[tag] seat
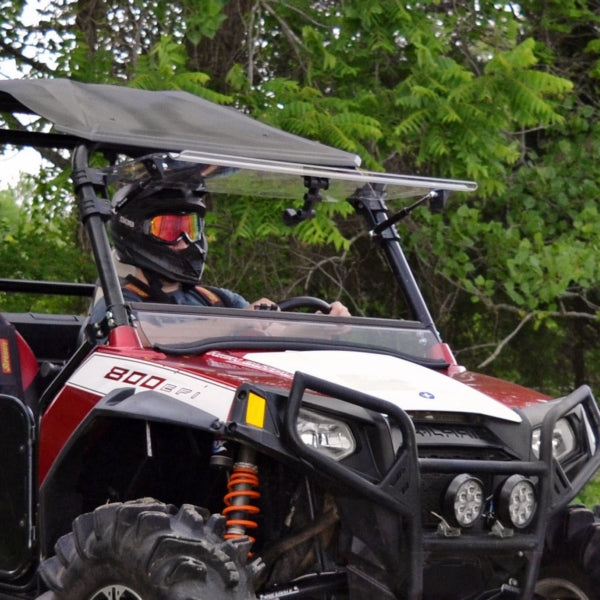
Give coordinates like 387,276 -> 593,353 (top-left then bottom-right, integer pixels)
0,313 -> 39,409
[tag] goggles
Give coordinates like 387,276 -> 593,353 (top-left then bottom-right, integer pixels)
147,212 -> 203,244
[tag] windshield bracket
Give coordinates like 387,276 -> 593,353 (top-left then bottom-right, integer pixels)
72,166 -> 112,222
283,176 -> 329,226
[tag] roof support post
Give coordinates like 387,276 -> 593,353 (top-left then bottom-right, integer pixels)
349,184 -> 441,341
72,144 -> 129,329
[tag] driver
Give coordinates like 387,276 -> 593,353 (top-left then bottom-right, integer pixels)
91,179 -> 350,319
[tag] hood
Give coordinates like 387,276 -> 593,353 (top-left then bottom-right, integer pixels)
243,350 -> 522,423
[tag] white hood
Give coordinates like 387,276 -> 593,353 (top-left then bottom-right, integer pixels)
243,350 -> 521,423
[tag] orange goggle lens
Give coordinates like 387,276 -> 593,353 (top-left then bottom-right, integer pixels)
149,213 -> 202,243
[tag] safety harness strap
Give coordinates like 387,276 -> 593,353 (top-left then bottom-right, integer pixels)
122,275 -> 230,307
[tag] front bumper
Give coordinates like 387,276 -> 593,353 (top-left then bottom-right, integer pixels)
228,374 -> 600,600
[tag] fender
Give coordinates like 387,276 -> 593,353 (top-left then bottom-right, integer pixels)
38,350 -> 237,481
0,395 -> 35,584
38,387 -> 232,556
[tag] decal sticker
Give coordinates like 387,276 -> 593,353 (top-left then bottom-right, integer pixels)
68,353 -> 235,420
208,350 -> 293,378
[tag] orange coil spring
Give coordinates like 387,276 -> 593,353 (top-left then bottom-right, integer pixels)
222,466 -> 261,542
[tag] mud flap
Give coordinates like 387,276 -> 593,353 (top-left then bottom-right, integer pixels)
0,394 -> 35,581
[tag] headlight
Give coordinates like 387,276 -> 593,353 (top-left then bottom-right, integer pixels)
531,418 -> 576,461
297,408 -> 356,461
443,474 -> 484,528
497,475 -> 537,529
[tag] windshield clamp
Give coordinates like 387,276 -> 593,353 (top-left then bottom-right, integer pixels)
369,190 -> 448,238
71,166 -> 112,222
283,176 -> 329,226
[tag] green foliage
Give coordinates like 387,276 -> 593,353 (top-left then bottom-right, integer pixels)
60,33 -> 115,82
2,0 -> 600,393
129,36 -> 233,104
206,195 -> 354,253
182,0 -> 227,43
577,473 -> 600,507
0,176 -> 95,312
248,79 -> 384,170
394,38 -> 571,195
0,188 -> 21,223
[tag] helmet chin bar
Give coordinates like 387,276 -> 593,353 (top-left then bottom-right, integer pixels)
170,237 -> 207,283
134,239 -> 207,287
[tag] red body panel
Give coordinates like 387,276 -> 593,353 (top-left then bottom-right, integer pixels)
39,386 -> 100,483
451,370 -> 551,409
39,343 -> 549,483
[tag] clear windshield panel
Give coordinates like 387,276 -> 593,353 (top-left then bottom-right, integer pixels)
105,153 -> 477,202
132,305 -> 444,363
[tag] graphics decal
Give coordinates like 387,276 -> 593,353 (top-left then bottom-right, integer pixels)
67,353 -> 235,420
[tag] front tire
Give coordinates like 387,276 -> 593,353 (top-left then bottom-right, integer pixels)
37,498 -> 261,600
535,564 -> 596,599
536,505 -> 600,600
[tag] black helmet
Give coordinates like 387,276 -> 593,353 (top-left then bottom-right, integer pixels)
109,181 -> 208,285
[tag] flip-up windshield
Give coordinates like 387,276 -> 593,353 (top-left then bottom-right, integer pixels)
106,152 -> 477,202
131,303 -> 447,365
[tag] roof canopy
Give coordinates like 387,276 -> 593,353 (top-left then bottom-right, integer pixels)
0,78 -> 360,168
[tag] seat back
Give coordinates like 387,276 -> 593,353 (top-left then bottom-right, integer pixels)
0,314 -> 39,407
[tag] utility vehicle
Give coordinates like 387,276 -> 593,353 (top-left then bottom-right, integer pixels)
0,78 -> 599,600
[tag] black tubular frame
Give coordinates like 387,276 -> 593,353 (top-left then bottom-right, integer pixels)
348,185 -> 440,339
71,144 -> 130,329
0,279 -> 95,296
283,373 -> 600,600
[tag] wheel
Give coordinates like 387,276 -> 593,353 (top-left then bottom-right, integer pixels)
37,498 -> 262,600
277,296 -> 331,314
535,565 -> 595,599
536,505 -> 600,600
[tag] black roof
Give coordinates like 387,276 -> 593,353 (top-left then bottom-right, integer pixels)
0,78 -> 360,167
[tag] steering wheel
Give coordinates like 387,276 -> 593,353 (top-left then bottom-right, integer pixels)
277,296 -> 332,314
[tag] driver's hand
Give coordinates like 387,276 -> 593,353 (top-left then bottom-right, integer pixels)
328,301 -> 351,317
249,297 -> 280,311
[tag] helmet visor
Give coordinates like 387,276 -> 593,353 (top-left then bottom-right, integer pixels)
148,212 -> 203,244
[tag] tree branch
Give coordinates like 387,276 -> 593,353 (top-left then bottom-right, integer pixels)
259,0 -> 307,73
1,113 -> 70,170
477,312 -> 534,369
0,38 -> 54,75
247,2 -> 259,85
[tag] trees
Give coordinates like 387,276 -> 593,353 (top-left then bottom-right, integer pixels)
0,173 -> 96,313
1,0 -> 599,393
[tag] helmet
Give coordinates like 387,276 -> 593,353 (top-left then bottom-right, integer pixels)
109,181 -> 208,285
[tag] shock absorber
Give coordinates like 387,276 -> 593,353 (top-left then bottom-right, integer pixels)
222,445 -> 261,543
